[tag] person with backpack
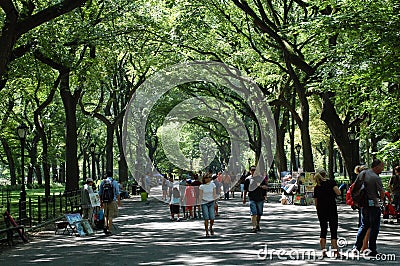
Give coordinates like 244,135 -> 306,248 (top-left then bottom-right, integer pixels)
347,165 -> 370,252
98,171 -> 120,235
313,169 -> 341,258
389,165 -> 400,212
352,159 -> 385,256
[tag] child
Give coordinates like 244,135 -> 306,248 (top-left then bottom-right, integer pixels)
184,180 -> 196,219
170,187 -> 181,221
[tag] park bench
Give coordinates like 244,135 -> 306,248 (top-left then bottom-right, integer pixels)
0,211 -> 27,246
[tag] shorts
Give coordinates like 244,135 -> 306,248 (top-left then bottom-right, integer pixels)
201,201 -> 215,220
249,200 -> 264,216
240,184 -> 245,192
103,201 -> 118,219
170,204 -> 180,214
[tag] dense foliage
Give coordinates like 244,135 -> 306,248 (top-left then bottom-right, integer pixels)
0,0 -> 399,192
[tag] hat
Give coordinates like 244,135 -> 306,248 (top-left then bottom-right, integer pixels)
86,178 -> 94,183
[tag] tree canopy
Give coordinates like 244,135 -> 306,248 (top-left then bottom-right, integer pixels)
1,0 -> 399,192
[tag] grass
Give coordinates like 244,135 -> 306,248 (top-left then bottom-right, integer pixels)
1,185 -> 80,224
334,175 -> 392,190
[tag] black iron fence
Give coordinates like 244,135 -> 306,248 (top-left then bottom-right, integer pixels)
1,188 -> 81,227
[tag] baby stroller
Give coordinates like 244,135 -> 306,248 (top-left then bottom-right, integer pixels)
382,191 -> 400,224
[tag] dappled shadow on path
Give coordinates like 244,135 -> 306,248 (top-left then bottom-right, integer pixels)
1,194 -> 399,265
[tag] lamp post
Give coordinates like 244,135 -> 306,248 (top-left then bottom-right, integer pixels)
348,128 -> 356,182
319,142 -> 327,169
90,143 -> 96,180
17,123 -> 28,220
348,130 -> 356,142
295,143 -> 301,171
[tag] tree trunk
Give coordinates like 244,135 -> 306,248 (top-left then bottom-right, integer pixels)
328,135 -> 334,179
274,105 -> 289,174
1,138 -> 17,185
35,165 -> 42,185
105,124 -> 114,174
27,134 -> 39,185
320,92 -> 359,179
60,71 -> 80,192
59,162 -> 65,183
82,150 -> 88,181
116,126 -> 128,183
51,163 -> 58,182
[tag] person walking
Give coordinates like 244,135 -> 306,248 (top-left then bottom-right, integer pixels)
313,169 -> 341,257
353,165 -> 370,252
81,178 -> 95,228
212,174 -> 222,217
98,171 -> 121,235
192,174 -> 202,219
184,180 -> 196,219
239,170 -> 248,198
222,172 -> 231,200
199,173 -> 217,237
353,159 -> 385,256
242,166 -> 268,233
389,166 -> 400,212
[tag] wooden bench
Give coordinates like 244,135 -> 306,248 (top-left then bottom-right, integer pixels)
0,213 -> 26,246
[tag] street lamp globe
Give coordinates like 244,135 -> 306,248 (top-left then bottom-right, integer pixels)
348,129 -> 356,141
17,123 -> 29,140
295,143 -> 301,153
89,142 -> 96,152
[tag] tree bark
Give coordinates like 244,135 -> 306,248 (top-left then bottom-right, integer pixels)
116,126 -> 128,184
27,133 -> 40,185
33,77 -> 58,196
1,138 -> 16,185
105,124 -> 114,174
60,71 -> 81,192
320,92 -> 358,179
328,135 -> 334,179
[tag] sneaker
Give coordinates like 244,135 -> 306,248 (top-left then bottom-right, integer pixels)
176,218 -> 181,222
103,227 -> 108,234
251,228 -> 257,233
105,231 -> 112,236
256,225 -> 260,231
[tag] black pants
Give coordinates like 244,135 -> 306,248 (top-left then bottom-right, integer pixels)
317,207 -> 338,239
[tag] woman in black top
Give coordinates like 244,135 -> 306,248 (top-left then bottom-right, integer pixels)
313,170 -> 341,257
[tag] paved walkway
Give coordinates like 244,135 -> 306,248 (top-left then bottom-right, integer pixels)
1,193 -> 399,265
